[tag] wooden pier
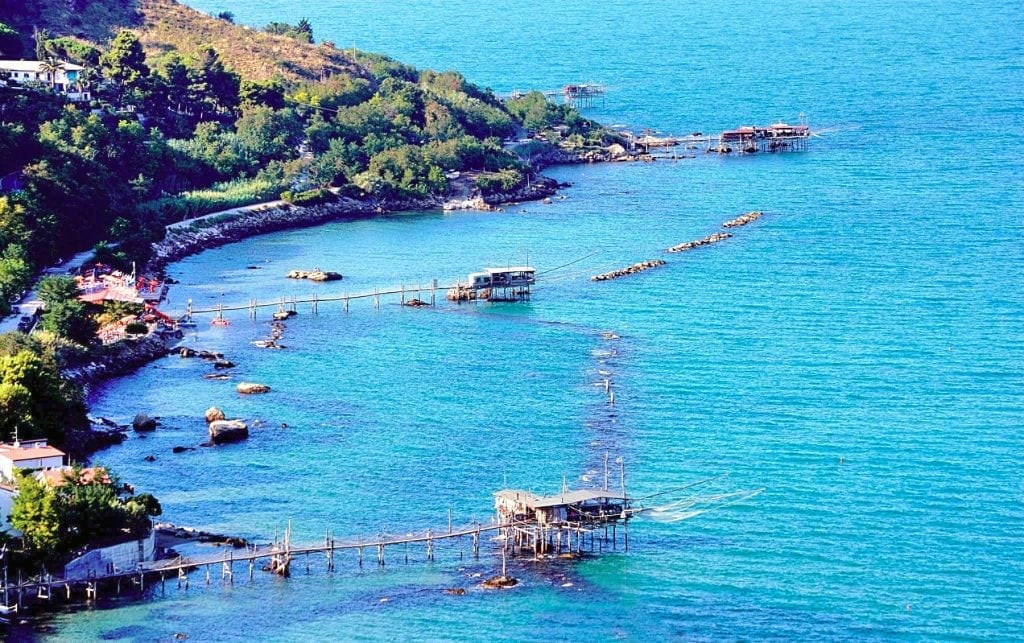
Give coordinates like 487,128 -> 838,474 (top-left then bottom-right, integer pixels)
503,82 -> 606,109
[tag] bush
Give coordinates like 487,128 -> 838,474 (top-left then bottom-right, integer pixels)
124,321 -> 148,336
280,188 -> 336,207
140,177 -> 283,223
475,169 -> 524,195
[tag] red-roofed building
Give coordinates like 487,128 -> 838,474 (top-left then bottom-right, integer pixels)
0,439 -> 66,481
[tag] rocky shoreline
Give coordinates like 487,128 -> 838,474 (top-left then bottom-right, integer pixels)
148,177 -> 560,275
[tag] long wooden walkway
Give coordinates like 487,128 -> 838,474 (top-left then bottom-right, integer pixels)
181,280 -> 457,317
2,516 -> 625,608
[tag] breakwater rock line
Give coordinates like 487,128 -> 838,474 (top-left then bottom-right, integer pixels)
723,210 -> 765,228
666,232 -> 733,253
63,331 -> 178,389
148,198 -> 383,274
591,259 -> 667,282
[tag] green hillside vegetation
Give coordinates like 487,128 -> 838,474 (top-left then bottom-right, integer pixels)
0,0 -> 610,445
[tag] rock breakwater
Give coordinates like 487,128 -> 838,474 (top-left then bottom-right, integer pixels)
667,232 -> 732,253
591,259 -> 667,282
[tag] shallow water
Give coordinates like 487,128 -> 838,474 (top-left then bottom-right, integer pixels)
32,0 -> 1024,639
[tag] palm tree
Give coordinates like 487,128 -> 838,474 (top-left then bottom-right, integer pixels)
38,57 -> 62,93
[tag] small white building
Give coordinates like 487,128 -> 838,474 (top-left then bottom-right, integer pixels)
0,439 -> 66,482
0,60 -> 91,101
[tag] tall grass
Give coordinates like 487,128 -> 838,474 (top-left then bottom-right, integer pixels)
141,178 -> 283,225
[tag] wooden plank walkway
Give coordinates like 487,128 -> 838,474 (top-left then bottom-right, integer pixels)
181,280 -> 458,316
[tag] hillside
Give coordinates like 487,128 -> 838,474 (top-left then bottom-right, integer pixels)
2,0 -> 367,83
137,0 -> 367,82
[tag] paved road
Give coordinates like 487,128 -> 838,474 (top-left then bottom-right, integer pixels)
0,248 -> 96,334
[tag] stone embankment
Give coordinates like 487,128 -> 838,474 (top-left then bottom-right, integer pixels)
63,331 -> 178,388
148,198 -> 384,273
667,232 -> 732,253
722,210 -> 765,228
591,259 -> 667,282
481,175 -> 562,207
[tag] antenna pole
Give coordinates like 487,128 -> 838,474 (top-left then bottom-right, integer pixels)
620,459 -> 626,498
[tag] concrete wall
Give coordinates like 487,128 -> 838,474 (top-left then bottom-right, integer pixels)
0,488 -> 18,537
63,530 -> 155,580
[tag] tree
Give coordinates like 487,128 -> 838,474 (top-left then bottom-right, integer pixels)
0,245 -> 32,315
40,299 -> 97,346
37,276 -> 79,307
38,58 -> 62,92
10,471 -> 60,550
216,11 -> 234,23
0,22 -> 21,58
0,349 -> 85,443
100,30 -> 150,107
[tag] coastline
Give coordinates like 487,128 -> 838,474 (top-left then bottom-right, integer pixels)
147,175 -> 561,275
61,171 -> 563,459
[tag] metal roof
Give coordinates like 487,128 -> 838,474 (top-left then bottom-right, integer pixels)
484,266 -> 535,274
0,60 -> 85,72
496,488 -> 627,509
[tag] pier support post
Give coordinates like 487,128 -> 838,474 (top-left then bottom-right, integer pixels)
431,279 -> 437,306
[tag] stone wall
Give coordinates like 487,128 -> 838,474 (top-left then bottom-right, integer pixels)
63,530 -> 156,580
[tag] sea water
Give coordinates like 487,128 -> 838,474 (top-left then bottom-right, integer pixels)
35,0 -> 1023,639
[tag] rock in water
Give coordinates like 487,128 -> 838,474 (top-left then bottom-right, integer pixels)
308,270 -> 343,282
204,407 -> 225,423
133,413 -> 158,431
236,382 -> 271,394
209,420 -> 248,444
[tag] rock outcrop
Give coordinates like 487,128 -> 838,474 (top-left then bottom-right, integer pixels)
204,407 -> 225,423
133,413 -> 158,431
236,382 -> 271,394
208,420 -> 248,444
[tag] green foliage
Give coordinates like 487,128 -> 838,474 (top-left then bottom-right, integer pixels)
264,19 -> 313,44
10,471 -> 60,550
216,11 -> 235,23
96,300 -> 142,326
140,177 -> 284,224
475,168 -> 525,195
37,276 -> 78,307
0,22 -> 22,58
0,347 -> 85,444
40,299 -> 97,346
280,187 -> 336,206
124,321 -> 148,336
355,145 -> 447,199
11,467 -> 162,560
43,36 -> 100,65
0,244 -> 32,316
100,30 -> 149,107
506,91 -> 589,134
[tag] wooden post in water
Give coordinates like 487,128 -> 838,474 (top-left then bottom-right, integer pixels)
448,509 -> 452,535
374,289 -> 379,310
344,293 -> 349,314
401,284 -> 405,305
431,279 -> 437,306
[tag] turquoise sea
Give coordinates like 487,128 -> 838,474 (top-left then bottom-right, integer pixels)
34,0 -> 1024,639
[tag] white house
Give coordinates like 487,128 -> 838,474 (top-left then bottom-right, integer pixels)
0,439 -> 66,481
0,59 -> 91,101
